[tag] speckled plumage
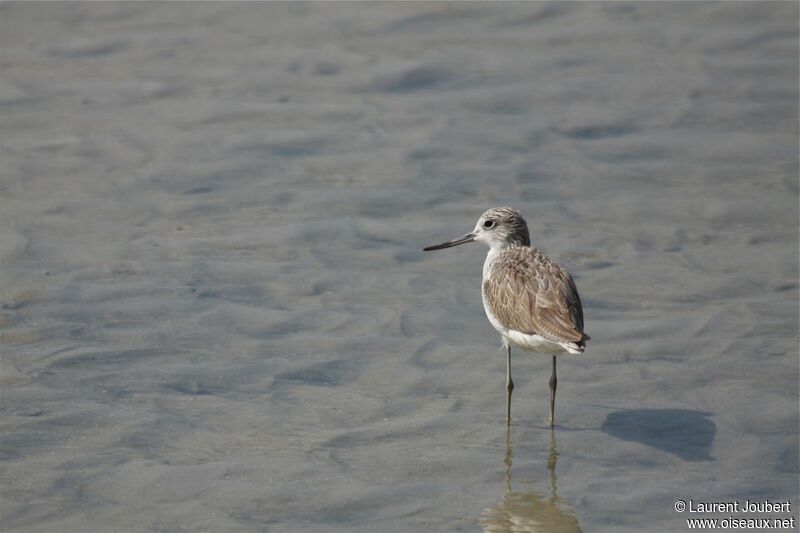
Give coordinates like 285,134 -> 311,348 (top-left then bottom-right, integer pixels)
482,245 -> 589,353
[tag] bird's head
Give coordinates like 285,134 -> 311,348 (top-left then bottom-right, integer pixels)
423,207 -> 530,252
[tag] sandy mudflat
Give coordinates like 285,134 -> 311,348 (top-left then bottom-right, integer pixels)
1,2 -> 798,532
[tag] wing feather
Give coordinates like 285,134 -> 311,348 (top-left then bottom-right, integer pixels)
483,247 -> 588,344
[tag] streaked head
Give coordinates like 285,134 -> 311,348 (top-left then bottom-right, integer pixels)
423,207 -> 530,252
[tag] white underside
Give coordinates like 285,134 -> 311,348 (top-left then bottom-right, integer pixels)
484,307 -> 581,355
505,328 -> 579,354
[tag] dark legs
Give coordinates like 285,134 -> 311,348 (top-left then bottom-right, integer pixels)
549,355 -> 557,427
506,350 -> 558,426
505,345 -> 514,425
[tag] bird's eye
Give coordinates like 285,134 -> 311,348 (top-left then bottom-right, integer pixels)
483,220 -> 495,229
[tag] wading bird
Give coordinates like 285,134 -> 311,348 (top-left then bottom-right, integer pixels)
423,207 -> 589,426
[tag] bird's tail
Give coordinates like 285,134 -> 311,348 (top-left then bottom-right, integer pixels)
566,333 -> 591,354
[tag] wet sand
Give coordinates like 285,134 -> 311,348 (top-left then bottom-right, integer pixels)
1,2 -> 798,532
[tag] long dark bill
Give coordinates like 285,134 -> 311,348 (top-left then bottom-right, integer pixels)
423,233 -> 476,251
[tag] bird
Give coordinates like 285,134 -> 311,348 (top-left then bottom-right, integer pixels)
423,207 -> 589,426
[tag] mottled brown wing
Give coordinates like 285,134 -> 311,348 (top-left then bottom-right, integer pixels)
483,247 -> 587,343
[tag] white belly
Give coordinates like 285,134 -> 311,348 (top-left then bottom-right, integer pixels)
504,328 -> 574,354
482,303 -> 574,354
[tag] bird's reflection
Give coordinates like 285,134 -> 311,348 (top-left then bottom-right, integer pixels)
479,428 -> 581,533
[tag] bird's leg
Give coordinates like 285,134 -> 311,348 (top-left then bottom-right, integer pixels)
505,345 -> 514,425
549,355 -> 557,427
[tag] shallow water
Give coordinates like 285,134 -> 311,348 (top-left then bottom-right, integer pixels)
1,2 -> 798,532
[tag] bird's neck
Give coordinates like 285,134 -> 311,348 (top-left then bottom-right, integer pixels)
483,246 -> 504,280
489,240 -> 525,252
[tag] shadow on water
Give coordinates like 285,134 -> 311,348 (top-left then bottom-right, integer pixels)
480,428 -> 582,533
601,409 -> 716,461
